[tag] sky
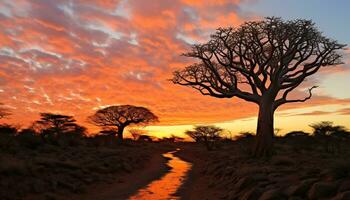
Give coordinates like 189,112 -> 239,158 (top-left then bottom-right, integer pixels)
0,0 -> 349,138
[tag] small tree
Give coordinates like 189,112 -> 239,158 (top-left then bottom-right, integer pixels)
310,121 -> 350,153
310,121 -> 342,137
235,131 -> 255,140
129,129 -> 148,140
185,125 -> 223,150
88,105 -> 158,141
173,17 -> 345,156
33,113 -> 84,138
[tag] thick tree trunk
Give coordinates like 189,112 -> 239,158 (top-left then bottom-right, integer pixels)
117,126 -> 125,141
254,98 -> 275,157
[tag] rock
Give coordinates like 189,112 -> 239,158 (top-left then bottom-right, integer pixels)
286,178 -> 318,197
308,181 -> 338,200
332,191 -> 350,200
259,188 -> 286,200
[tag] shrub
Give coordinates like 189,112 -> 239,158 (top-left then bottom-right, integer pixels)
17,129 -> 43,150
0,124 -> 18,149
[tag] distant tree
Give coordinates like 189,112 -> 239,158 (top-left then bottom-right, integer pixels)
170,134 -> 184,142
284,131 -> 309,138
138,135 -> 153,142
310,121 -> 350,153
99,128 -> 118,136
129,129 -> 148,140
235,131 -> 255,140
33,113 -> 84,138
185,125 -> 223,150
185,130 -> 203,142
310,121 -> 349,138
88,105 -> 158,141
172,17 -> 345,156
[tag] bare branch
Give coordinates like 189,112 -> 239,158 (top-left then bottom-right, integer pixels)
172,17 -> 345,109
274,86 -> 318,109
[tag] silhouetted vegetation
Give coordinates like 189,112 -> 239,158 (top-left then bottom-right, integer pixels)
88,105 -> 158,141
177,121 -> 350,200
0,119 -> 169,200
310,121 -> 350,153
185,125 -> 223,150
30,113 -> 86,146
129,129 -> 149,141
172,17 -> 346,157
0,114 -> 350,200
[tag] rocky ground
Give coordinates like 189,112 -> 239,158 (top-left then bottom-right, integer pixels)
0,140 -> 173,200
177,138 -> 350,200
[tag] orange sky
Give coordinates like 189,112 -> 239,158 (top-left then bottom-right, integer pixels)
0,0 -> 349,138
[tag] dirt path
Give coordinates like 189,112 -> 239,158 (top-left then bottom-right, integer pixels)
67,151 -> 169,200
175,144 -> 225,200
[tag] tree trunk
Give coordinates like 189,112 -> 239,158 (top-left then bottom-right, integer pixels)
117,126 -> 125,141
254,98 -> 275,157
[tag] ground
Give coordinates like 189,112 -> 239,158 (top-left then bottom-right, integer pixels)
1,136 -> 350,200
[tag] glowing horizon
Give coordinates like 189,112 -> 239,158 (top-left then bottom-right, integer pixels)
0,0 -> 349,138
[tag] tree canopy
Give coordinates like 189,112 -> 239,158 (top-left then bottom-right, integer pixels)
33,113 -> 85,137
89,105 -> 158,140
173,17 -> 345,156
185,125 -> 224,150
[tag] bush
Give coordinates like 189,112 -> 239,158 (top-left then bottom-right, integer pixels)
285,131 -> 309,138
0,124 -> 18,149
17,129 -> 43,150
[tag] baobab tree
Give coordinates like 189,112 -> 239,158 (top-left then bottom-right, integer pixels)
172,17 -> 345,156
89,105 -> 158,140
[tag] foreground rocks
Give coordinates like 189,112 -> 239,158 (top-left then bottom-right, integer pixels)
184,140 -> 350,200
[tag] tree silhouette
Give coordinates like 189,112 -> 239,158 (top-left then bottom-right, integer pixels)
310,121 -> 349,138
88,105 -> 158,141
129,129 -> 148,140
33,113 -> 84,138
185,125 -> 223,150
172,17 -> 345,156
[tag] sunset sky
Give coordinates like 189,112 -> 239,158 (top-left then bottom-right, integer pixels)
0,0 -> 349,138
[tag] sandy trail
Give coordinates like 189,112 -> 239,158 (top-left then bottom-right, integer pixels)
62,145 -> 217,200
175,144 -> 225,200
67,152 -> 169,200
